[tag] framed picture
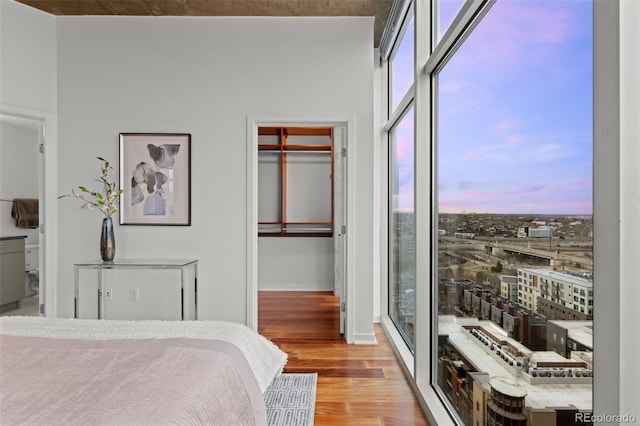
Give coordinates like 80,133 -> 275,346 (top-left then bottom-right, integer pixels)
119,133 -> 191,225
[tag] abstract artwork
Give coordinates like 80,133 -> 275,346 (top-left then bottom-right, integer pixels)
119,133 -> 191,225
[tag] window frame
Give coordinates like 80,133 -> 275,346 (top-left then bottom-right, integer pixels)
380,0 -> 419,378
387,103 -> 416,350
387,2 -> 416,120
380,0 -> 639,424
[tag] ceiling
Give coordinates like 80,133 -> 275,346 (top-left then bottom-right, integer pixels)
16,0 -> 393,47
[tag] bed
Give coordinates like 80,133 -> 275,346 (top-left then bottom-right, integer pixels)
0,316 -> 288,426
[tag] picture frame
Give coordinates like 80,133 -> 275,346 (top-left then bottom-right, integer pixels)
119,133 -> 191,226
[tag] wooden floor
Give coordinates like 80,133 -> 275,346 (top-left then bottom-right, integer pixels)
258,291 -> 430,426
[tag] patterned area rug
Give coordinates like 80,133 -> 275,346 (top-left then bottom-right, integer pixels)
264,373 -> 317,426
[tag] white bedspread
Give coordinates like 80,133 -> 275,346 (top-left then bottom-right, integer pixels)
0,317 -> 287,392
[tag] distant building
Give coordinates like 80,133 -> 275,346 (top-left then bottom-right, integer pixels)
547,320 -> 593,358
403,238 -> 414,254
518,269 -> 593,319
499,275 -> 519,302
440,278 -> 476,315
462,287 -> 547,350
486,378 -> 527,426
529,226 -> 553,238
455,232 -> 476,239
517,269 -> 543,312
517,226 -> 553,238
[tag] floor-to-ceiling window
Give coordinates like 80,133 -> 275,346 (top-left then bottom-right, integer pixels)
384,0 -> 595,424
389,106 -> 415,347
432,1 -> 593,423
388,7 -> 416,349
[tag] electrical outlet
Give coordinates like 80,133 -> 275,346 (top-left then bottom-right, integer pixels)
129,288 -> 139,302
104,288 -> 113,301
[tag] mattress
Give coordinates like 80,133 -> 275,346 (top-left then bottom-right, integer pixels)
0,317 -> 288,426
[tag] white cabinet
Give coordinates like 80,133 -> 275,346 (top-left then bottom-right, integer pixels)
74,259 -> 197,320
0,236 -> 26,312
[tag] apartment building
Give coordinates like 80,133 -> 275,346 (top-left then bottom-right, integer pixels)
499,275 -> 518,303
518,269 -> 593,320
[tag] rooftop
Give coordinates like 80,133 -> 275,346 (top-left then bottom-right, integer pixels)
499,275 -> 518,284
520,268 -> 593,288
440,315 -> 592,410
548,320 -> 593,349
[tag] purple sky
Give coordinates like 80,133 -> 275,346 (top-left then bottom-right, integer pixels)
394,0 -> 593,215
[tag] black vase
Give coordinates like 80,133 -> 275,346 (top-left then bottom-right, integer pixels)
100,217 -> 115,262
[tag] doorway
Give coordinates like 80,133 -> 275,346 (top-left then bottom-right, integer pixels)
0,113 -> 45,316
247,118 -> 352,341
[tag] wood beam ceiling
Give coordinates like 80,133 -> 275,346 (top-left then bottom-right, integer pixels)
16,0 -> 393,47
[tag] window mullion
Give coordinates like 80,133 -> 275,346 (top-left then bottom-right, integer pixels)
423,0 -> 495,76
385,85 -> 415,132
413,0 -> 432,388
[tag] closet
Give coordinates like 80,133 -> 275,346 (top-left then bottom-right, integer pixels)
257,127 -> 334,237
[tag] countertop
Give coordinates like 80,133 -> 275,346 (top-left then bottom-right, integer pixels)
0,236 -> 27,241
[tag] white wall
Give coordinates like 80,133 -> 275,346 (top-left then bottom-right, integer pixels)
0,120 -> 39,244
0,0 -> 57,316
0,0 -> 55,242
258,238 -> 334,290
55,15 -> 375,333
0,1 -> 57,114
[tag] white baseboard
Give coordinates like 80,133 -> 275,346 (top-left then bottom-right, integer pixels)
258,284 -> 334,292
353,332 -> 378,345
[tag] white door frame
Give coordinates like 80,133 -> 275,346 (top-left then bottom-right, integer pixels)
332,125 -> 347,334
0,104 -> 58,317
246,115 -> 356,342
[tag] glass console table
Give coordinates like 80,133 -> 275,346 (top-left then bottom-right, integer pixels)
74,259 -> 197,320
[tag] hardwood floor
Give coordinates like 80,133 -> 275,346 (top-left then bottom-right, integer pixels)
258,291 -> 430,426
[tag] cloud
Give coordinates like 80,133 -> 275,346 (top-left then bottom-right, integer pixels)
459,140 -> 572,165
438,176 -> 592,214
442,1 -> 586,81
413,1 -> 593,215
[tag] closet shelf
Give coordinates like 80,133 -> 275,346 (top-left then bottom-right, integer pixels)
257,126 -> 334,237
